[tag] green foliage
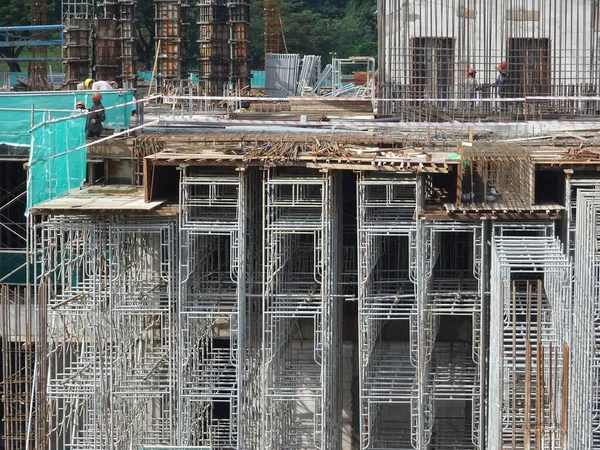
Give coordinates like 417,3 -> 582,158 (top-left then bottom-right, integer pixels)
0,0 -> 61,72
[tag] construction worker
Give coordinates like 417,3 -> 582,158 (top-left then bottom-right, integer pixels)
466,67 -> 480,111
86,93 -> 106,138
79,78 -> 114,91
495,62 -> 510,113
75,101 -> 86,112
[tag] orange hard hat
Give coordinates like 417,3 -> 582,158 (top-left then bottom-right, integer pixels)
468,68 -> 476,74
76,101 -> 85,109
497,61 -> 507,70
92,92 -> 102,101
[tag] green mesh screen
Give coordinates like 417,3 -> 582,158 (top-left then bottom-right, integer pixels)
26,114 -> 87,212
0,90 -> 134,146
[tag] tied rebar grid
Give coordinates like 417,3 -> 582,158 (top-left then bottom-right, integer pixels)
178,168 -> 261,449
461,142 -> 534,210
377,0 -> 600,120
569,189 -> 600,450
1,286 -> 35,450
488,223 -> 571,450
35,216 -> 177,450
261,168 -> 342,449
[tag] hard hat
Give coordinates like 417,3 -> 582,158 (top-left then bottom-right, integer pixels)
91,92 -> 102,101
468,68 -> 476,74
85,78 -> 93,88
497,62 -> 507,70
76,101 -> 85,109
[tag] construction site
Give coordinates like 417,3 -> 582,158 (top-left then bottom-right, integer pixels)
1,0 -> 600,449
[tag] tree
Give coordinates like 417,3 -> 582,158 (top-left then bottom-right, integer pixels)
135,0 -> 155,70
0,0 -> 61,72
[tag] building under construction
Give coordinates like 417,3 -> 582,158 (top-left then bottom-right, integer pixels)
1,1 -> 600,450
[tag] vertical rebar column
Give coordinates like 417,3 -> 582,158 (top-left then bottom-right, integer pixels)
94,18 -> 121,82
118,0 -> 137,86
228,0 -> 251,90
63,18 -> 91,89
197,0 -> 229,95
264,0 -> 281,57
155,0 -> 187,80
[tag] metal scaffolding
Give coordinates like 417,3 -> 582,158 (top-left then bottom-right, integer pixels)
36,216 -> 177,450
569,189 -> 600,449
178,167 -> 261,449
1,286 -> 35,450
262,167 -> 342,449
488,223 -> 571,449
357,173 -> 417,449
357,171 -> 485,449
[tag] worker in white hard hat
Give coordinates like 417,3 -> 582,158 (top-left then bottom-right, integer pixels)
80,78 -> 114,91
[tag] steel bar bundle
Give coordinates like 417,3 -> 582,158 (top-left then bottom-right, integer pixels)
261,167 -> 342,449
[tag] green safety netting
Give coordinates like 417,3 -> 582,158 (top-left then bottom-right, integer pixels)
0,90 -> 134,146
26,114 -> 87,212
